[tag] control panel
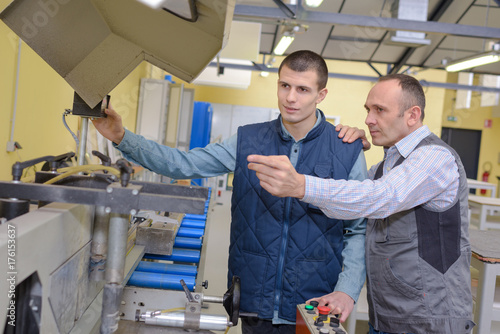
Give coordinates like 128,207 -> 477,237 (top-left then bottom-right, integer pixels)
296,302 -> 348,334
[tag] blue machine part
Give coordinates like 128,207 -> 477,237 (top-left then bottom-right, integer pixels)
135,262 -> 197,276
128,272 -> 195,291
184,213 -> 207,221
181,219 -> 206,229
190,102 -> 213,186
177,227 -> 204,238
143,249 -> 201,263
174,236 -> 202,249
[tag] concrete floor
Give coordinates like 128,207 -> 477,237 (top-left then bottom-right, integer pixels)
202,189 -> 242,333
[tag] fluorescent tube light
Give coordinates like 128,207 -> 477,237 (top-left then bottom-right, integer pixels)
274,35 -> 295,56
304,0 -> 324,7
445,52 -> 500,72
137,0 -> 164,9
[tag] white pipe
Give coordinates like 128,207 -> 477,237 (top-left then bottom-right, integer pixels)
77,118 -> 89,166
10,38 -> 22,143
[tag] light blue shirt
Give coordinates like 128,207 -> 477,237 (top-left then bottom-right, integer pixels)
116,112 -> 368,324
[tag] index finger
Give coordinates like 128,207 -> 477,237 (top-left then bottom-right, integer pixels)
247,154 -> 280,167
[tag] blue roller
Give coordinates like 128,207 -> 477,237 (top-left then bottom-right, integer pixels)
143,249 -> 200,263
127,272 -> 195,291
184,213 -> 207,221
178,227 -> 204,238
181,219 -> 206,229
135,262 -> 197,276
174,236 -> 202,249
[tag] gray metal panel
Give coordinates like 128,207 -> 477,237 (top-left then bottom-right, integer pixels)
323,40 -> 380,61
0,203 -> 94,332
340,0 -> 385,16
286,23 -> 331,55
459,5 -> 500,28
439,35 -> 491,52
0,0 -> 234,107
259,33 -> 276,54
371,41 -> 412,63
49,243 -> 104,334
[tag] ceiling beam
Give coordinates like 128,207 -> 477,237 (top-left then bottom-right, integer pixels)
234,5 -> 500,39
271,0 -> 296,19
208,62 -> 500,93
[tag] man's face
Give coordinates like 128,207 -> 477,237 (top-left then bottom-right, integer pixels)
277,65 -> 327,136
364,79 -> 412,147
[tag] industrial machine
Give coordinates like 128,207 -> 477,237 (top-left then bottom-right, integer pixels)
0,151 -> 239,333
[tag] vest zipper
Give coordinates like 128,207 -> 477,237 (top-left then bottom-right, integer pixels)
274,196 -> 292,314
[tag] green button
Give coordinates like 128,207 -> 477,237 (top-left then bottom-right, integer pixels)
305,304 -> 314,310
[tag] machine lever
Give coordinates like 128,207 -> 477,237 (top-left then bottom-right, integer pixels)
92,150 -> 111,167
115,159 -> 133,187
181,279 -> 196,303
49,152 -> 75,171
12,155 -> 56,181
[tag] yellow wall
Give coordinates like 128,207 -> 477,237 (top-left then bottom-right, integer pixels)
0,21 -> 149,180
442,73 -> 500,196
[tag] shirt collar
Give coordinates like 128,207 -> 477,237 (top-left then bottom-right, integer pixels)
390,125 -> 430,158
280,109 -> 322,142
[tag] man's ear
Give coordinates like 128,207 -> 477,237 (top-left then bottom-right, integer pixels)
407,106 -> 421,126
316,88 -> 328,104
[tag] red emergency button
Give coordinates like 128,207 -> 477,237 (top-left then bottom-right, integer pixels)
317,306 -> 330,315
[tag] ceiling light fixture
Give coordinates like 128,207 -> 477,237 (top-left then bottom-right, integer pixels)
137,0 -> 164,9
445,51 -> 500,72
273,33 -> 295,56
304,0 -> 324,8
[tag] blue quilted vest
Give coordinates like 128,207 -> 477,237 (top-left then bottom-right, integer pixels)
228,110 -> 363,321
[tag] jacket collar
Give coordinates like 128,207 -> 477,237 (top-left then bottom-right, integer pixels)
275,109 -> 326,143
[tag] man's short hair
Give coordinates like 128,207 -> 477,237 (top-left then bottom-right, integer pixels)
278,50 -> 328,90
378,74 -> 426,121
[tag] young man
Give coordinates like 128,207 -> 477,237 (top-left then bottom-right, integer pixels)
92,50 -> 368,333
248,74 -> 475,334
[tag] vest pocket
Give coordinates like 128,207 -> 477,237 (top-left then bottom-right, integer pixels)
313,164 -> 331,178
233,250 -> 270,314
370,256 -> 427,317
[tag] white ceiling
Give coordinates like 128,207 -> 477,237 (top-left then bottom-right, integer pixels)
232,0 -> 500,76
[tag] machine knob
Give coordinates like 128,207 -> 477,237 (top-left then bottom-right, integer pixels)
330,316 -> 340,328
319,328 -> 329,334
314,318 -> 324,327
202,280 -> 209,289
310,301 -> 319,308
